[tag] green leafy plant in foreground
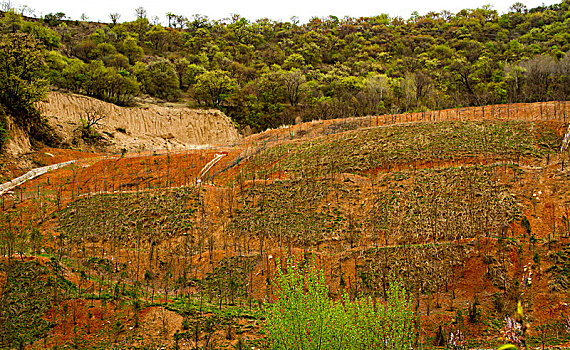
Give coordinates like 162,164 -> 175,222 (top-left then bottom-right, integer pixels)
266,257 -> 415,350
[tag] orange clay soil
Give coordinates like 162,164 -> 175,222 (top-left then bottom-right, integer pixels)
8,164 -> 570,348
2,101 -> 570,349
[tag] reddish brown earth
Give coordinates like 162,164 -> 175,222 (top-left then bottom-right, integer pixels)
2,101 -> 570,349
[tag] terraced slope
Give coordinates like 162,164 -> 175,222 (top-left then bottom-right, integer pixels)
243,121 -> 560,178
1,106 -> 570,349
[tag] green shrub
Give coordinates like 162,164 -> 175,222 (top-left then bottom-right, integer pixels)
266,258 -> 415,350
0,107 -> 9,150
77,118 -> 102,144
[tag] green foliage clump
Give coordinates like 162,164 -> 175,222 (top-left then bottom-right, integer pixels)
0,32 -> 47,131
21,20 -> 61,49
193,70 -> 237,107
266,258 -> 415,349
43,12 -> 66,26
137,59 -> 180,100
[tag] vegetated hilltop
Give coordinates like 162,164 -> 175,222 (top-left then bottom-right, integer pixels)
38,91 -> 240,153
0,0 -> 568,138
1,0 -> 570,348
1,102 -> 570,349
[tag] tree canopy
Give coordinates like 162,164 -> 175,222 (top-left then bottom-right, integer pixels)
0,31 -> 48,143
1,1 -> 569,131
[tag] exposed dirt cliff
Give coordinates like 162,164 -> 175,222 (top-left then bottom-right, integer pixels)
3,117 -> 32,156
37,91 -> 240,152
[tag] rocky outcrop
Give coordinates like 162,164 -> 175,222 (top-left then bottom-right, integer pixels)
37,91 -> 240,152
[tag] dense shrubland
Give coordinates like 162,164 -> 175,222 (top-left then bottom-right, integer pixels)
0,1 -> 569,133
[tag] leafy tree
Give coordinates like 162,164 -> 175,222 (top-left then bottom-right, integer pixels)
359,73 -> 390,115
120,36 -> 144,64
43,12 -> 66,26
90,42 -> 118,60
280,69 -> 306,106
145,25 -> 172,51
83,60 -> 112,97
45,50 -> 70,87
102,53 -> 130,69
59,56 -> 89,92
194,70 -> 237,107
72,39 -> 97,61
173,56 -> 190,88
128,17 -> 150,42
106,68 -> 140,105
186,63 -> 206,86
449,58 -> 479,105
21,21 -> 60,49
0,33 -> 47,131
504,63 -> 526,102
266,258 -> 415,350
256,67 -> 285,104
140,59 -> 180,100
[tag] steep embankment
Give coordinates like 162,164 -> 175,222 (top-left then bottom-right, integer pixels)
2,116 -> 32,157
37,91 -> 240,152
